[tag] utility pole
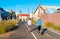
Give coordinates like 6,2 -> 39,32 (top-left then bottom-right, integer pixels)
28,4 -> 30,14
38,0 -> 42,19
16,5 -> 18,19
28,7 -> 29,14
16,6 -> 18,16
38,0 -> 40,5
20,10 -> 22,14
0,10 -> 2,21
38,0 -> 40,18
28,0 -> 30,14
32,8 -> 33,13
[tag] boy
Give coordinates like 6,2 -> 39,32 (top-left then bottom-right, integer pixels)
37,18 -> 42,33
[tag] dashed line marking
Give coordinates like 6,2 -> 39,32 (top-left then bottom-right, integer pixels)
24,22 -> 37,39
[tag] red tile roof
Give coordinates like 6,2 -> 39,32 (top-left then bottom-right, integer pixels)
18,14 -> 29,16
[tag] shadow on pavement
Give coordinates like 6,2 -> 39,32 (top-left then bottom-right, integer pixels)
30,27 -> 38,32
30,27 -> 47,35
41,28 -> 47,35
6,24 -> 19,32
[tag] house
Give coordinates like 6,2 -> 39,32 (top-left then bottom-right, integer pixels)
7,10 -> 16,20
57,8 -> 60,13
18,14 -> 29,21
0,8 -> 10,20
32,5 -> 60,25
32,5 -> 45,20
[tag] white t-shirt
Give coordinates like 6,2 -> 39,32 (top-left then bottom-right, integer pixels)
27,20 -> 32,25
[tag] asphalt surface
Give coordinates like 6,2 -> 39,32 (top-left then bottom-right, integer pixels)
31,23 -> 60,39
9,22 -> 34,39
24,22 -> 53,39
9,21 -> 60,39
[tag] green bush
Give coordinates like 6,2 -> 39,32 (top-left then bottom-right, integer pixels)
0,20 -> 17,34
32,20 -> 37,24
45,22 -> 55,27
44,22 -> 60,30
52,25 -> 60,30
0,26 -> 6,34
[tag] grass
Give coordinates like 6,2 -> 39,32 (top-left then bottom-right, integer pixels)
44,22 -> 60,30
32,19 -> 37,24
29,19 -> 60,32
0,20 -> 17,34
32,20 -> 60,31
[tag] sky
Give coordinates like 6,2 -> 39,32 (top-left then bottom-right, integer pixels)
0,0 -> 60,15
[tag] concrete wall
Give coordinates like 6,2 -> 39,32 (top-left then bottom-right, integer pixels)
41,13 -> 60,25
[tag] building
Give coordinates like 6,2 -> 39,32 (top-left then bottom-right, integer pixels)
42,6 -> 60,9
42,6 -> 60,13
18,14 -> 29,21
41,13 -> 60,25
0,8 -> 10,20
30,13 -> 33,18
57,8 -> 60,13
7,10 -> 16,20
32,5 -> 60,25
32,5 -> 45,20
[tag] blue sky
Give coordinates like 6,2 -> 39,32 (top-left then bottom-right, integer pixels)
0,0 -> 60,14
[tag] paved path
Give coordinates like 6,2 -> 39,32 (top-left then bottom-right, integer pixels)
31,23 -> 60,39
9,21 -> 60,39
24,22 -> 53,39
9,22 -> 34,39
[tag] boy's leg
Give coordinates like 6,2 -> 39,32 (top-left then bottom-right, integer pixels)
38,26 -> 39,31
39,26 -> 41,32
38,26 -> 40,33
38,26 -> 41,33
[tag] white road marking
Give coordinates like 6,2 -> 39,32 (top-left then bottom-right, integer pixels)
31,32 -> 37,39
24,22 -> 37,39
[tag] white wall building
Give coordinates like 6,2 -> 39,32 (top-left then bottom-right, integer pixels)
32,5 -> 45,20
30,13 -> 33,18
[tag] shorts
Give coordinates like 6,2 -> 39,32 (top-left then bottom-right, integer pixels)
38,26 -> 41,31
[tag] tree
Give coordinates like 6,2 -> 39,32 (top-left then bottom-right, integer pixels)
0,8 -> 10,20
19,11 -> 22,14
9,10 -> 16,19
